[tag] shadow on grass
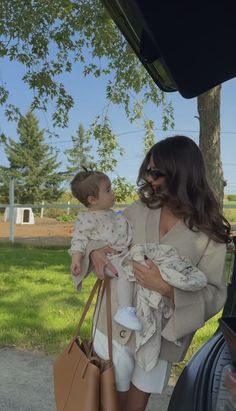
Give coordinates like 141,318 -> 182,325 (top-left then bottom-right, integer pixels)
1,242 -> 70,271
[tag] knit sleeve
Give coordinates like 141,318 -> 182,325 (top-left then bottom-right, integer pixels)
161,239 -> 227,341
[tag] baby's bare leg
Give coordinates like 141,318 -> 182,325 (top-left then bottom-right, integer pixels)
105,256 -> 134,307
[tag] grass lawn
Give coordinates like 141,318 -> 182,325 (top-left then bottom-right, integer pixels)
0,242 -> 97,353
0,243 -> 233,377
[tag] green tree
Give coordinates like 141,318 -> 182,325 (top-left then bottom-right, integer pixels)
87,114 -> 124,173
143,120 -> 156,153
0,0 -> 173,130
0,1 -> 224,202
65,123 -> 94,177
112,177 -> 136,203
0,166 -> 9,203
2,111 -> 63,203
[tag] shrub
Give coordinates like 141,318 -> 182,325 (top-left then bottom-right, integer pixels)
227,195 -> 236,202
223,209 -> 236,222
56,214 -> 76,222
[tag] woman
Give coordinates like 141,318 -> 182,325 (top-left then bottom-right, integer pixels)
72,136 -> 231,411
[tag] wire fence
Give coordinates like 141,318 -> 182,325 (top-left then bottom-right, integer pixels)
0,202 -> 128,242
1,202 -> 236,243
1,179 -> 236,241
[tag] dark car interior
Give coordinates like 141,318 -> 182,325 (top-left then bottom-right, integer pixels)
101,1 -> 236,410
102,0 -> 236,98
168,238 -> 236,411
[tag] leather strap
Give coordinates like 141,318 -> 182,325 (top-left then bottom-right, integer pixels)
74,277 -> 113,361
75,279 -> 102,335
91,277 -> 113,361
105,277 -> 113,361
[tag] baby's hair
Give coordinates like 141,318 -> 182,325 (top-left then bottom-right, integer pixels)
71,169 -> 109,207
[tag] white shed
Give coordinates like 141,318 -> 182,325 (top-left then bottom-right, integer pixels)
4,207 -> 35,224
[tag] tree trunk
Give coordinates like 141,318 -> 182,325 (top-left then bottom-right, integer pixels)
197,85 -> 224,208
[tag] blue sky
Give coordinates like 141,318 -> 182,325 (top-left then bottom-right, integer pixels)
0,58 -> 236,193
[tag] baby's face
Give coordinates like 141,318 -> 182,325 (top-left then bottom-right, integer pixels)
96,178 -> 115,210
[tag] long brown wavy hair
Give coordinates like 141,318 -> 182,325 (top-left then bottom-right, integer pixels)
137,135 -> 231,244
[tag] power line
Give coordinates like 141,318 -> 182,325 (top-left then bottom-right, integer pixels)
45,127 -> 236,144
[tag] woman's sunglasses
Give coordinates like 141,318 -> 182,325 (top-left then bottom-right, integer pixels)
146,167 -> 165,180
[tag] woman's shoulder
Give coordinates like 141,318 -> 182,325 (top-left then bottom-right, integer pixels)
189,225 -> 227,250
125,200 -> 146,212
204,236 -> 227,255
184,226 -> 227,259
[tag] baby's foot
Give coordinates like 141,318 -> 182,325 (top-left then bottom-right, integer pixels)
114,307 -> 142,331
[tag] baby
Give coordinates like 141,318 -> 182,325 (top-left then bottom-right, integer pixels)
68,170 -> 142,331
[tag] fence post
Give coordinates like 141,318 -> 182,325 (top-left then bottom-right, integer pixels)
40,201 -> 44,218
9,178 -> 14,242
67,201 -> 70,215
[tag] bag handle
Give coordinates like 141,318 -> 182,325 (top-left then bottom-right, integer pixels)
75,278 -> 102,335
74,277 -> 113,361
90,277 -> 113,361
105,276 -> 113,361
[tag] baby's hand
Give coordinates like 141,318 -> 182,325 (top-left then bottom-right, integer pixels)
70,253 -> 82,276
70,261 -> 81,276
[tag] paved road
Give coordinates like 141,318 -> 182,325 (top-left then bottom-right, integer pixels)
0,347 -> 174,411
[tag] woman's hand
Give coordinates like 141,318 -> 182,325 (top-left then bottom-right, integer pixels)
90,246 -> 119,280
133,257 -> 174,299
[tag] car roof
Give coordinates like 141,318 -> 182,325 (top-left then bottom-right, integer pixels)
102,0 -> 236,98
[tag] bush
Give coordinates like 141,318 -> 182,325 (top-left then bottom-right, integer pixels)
43,207 -> 80,219
56,214 -> 76,222
224,209 -> 236,222
227,195 -> 236,202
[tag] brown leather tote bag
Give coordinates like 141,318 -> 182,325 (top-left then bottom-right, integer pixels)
53,278 -> 119,411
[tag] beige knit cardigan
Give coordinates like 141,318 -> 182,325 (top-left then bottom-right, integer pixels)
71,201 -> 227,363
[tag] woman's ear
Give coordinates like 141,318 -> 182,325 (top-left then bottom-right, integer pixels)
87,195 -> 97,206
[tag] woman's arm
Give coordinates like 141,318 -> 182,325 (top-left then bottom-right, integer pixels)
90,247 -> 119,279
132,239 -> 226,341
71,242 -> 121,291
161,240 -> 227,341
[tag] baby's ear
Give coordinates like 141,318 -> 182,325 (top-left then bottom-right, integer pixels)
87,195 -> 97,206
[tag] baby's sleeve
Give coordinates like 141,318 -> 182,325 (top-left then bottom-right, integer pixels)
68,213 -> 95,256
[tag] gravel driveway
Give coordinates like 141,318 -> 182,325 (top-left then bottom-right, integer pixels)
0,347 -> 174,411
